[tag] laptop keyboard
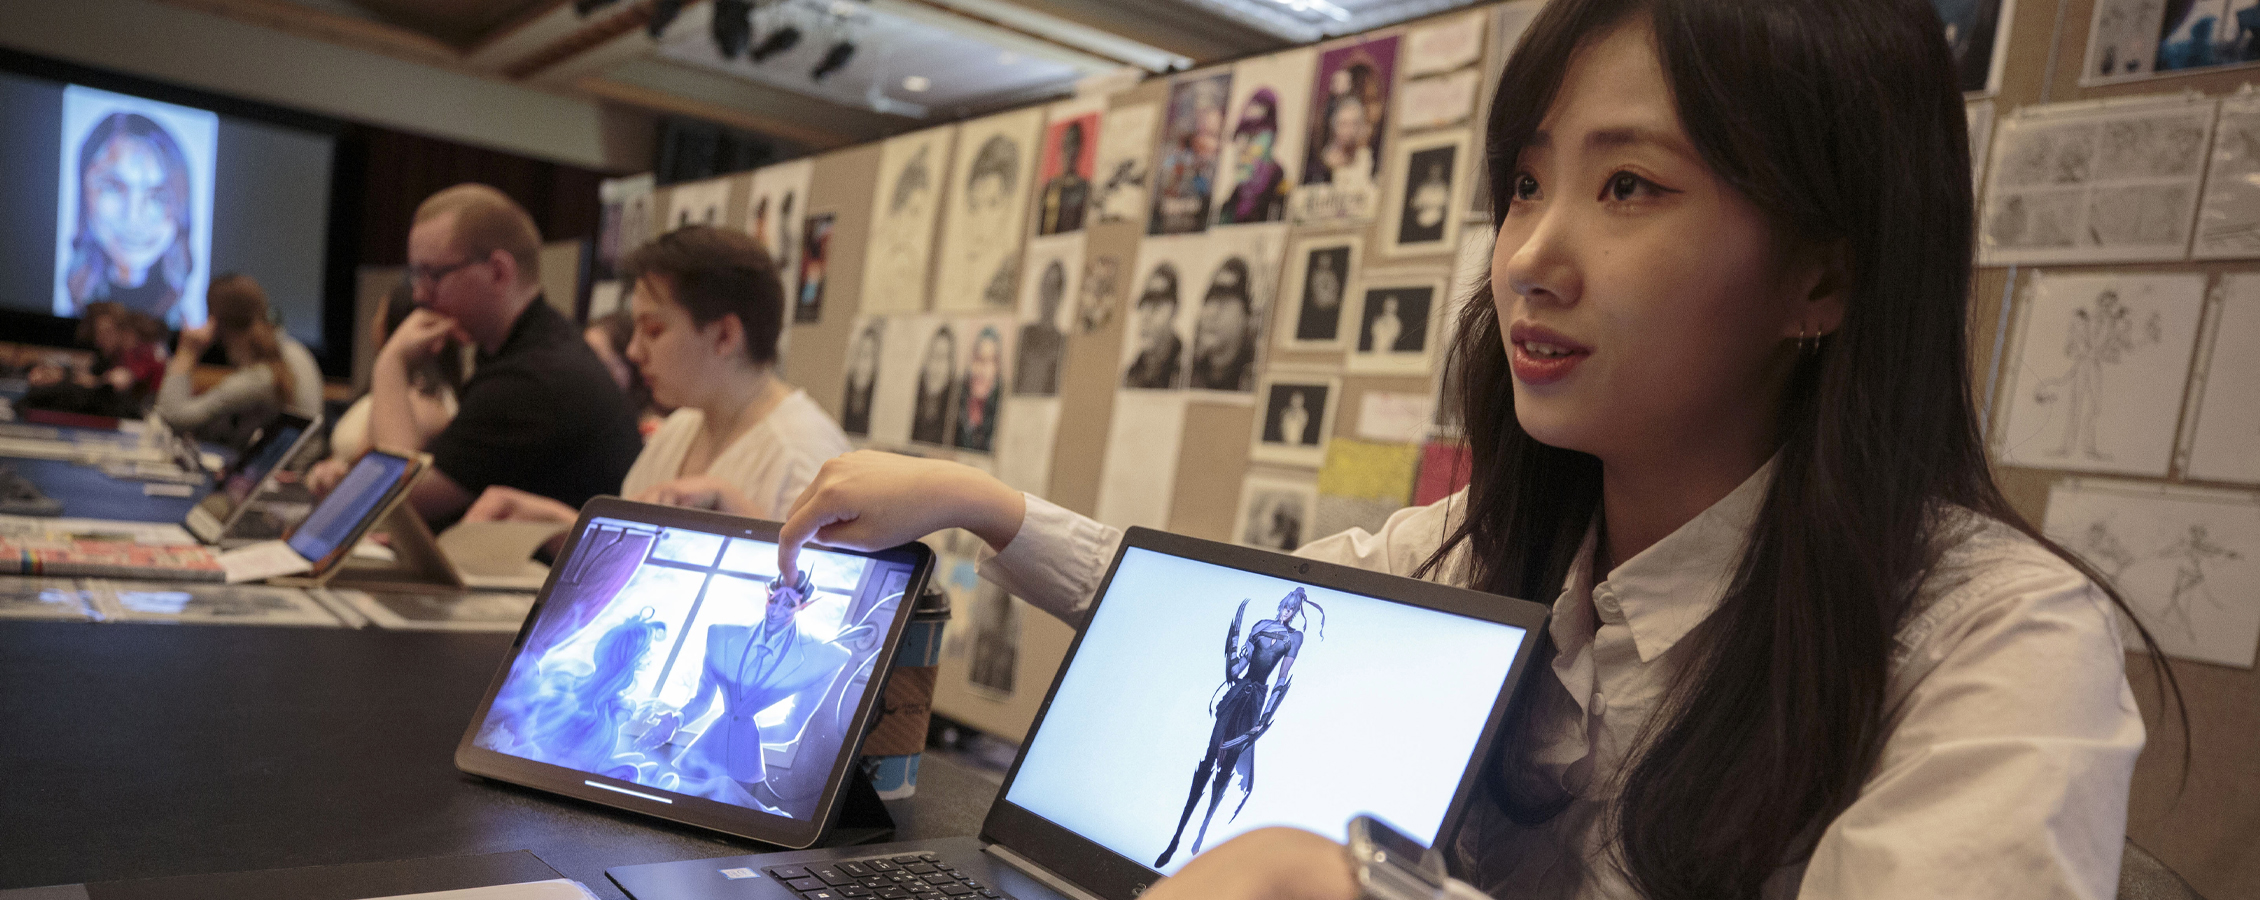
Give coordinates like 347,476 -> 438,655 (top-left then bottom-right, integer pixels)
763,852 -> 1012,900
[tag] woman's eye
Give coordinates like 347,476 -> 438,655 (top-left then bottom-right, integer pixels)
1512,173 -> 1541,202
1603,171 -> 1659,202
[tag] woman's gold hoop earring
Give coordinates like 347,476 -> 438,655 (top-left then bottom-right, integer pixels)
1798,324 -> 1820,357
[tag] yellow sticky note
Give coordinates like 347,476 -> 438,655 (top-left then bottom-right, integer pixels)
1315,439 -> 1422,503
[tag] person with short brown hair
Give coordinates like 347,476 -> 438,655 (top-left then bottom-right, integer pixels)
153,273 -> 322,446
372,183 -> 641,524
466,225 -> 850,528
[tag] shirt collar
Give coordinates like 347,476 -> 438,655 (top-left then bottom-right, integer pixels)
1570,455 -> 1778,664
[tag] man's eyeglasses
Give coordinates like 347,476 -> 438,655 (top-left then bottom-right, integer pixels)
408,258 -> 480,286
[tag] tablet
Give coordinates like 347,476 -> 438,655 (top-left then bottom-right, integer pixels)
184,412 -> 319,544
284,449 -> 422,577
454,497 -> 936,848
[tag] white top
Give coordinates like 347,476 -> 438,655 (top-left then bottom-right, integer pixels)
155,335 -> 325,428
978,463 -> 2142,899
619,389 -> 853,520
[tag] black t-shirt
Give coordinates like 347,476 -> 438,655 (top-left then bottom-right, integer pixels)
427,300 -> 643,513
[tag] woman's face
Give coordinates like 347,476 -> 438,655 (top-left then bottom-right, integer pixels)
1492,18 -> 1828,470
624,275 -> 734,410
967,335 -> 1001,395
85,136 -> 179,284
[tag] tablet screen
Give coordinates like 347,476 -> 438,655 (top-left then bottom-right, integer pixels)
469,514 -> 922,824
285,451 -> 410,565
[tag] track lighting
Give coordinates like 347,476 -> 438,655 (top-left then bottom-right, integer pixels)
811,40 -> 855,81
712,0 -> 753,58
751,24 -> 803,62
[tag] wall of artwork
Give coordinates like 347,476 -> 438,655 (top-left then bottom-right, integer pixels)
587,0 -> 2260,892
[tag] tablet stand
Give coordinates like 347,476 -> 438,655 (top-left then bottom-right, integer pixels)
819,765 -> 897,847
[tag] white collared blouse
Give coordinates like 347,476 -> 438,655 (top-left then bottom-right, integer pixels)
975,463 -> 2143,899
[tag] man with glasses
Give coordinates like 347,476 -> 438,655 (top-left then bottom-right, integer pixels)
369,183 -> 643,524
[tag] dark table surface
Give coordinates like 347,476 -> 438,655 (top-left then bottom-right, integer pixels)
0,621 -> 1000,898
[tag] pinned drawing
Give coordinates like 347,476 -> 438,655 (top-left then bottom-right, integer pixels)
1151,72 -> 1234,235
1348,274 -> 1446,375
2084,0 -> 2260,84
2043,478 -> 2260,668
1932,0 -> 2013,94
1122,229 -> 1281,395
1250,372 -> 1341,468
1405,9 -> 1487,75
1383,130 -> 1470,257
666,177 -> 732,229
1277,235 -> 1362,351
1979,97 -> 2217,265
1078,254 -> 1123,335
1234,474 -> 1318,552
1295,35 -> 1399,226
841,317 -> 884,437
863,127 -> 957,313
1213,49 -> 1313,227
746,159 -> 813,297
1096,104 -> 1158,226
951,317 -> 1016,455
1994,272 -> 2204,476
2185,273 -> 2260,483
2194,95 -> 2260,259
1015,235 -> 1082,396
937,109 -> 1044,312
1967,99 -> 1995,195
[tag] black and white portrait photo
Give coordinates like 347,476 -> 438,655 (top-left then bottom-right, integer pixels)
1280,237 -> 1359,349
1350,279 -> 1441,374
1234,475 -> 1318,552
1188,256 -> 1262,392
1384,131 -> 1468,256
1122,262 -> 1187,390
910,323 -> 958,445
1250,373 -> 1339,467
842,319 -> 883,436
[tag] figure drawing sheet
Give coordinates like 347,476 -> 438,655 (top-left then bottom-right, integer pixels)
1383,130 -> 1471,257
2184,273 -> 2260,483
1151,72 -> 1234,235
1035,98 -> 1104,237
1277,234 -> 1363,351
1296,34 -> 1400,226
2044,478 -> 2260,667
1122,229 -> 1282,396
2083,0 -> 2260,85
936,108 -> 1044,312
1979,97 -> 2217,265
1096,103 -> 1159,226
863,127 -> 957,313
2194,95 -> 2260,259
1250,372 -> 1342,468
1993,271 -> 2205,476
666,177 -> 733,229
746,160 -> 814,298
1014,234 -> 1083,397
1094,391 -> 1189,530
1213,50 -> 1314,227
1235,472 -> 1318,552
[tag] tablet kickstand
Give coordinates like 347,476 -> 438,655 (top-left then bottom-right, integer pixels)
820,764 -> 896,848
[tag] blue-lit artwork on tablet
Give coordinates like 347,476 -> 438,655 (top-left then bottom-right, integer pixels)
472,517 -> 917,820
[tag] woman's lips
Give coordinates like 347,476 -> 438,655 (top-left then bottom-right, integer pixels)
1507,322 -> 1591,386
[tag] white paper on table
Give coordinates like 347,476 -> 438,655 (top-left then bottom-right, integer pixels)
1356,391 -> 1436,443
219,539 -> 312,583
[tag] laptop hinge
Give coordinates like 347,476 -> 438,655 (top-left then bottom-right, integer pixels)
983,843 -> 1109,900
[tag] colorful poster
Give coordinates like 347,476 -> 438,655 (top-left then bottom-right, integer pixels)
55,85 -> 219,327
795,213 -> 833,324
1096,104 -> 1158,226
1295,35 -> 1399,225
937,109 -> 1044,312
1150,72 -> 1234,235
1213,50 -> 1314,227
1035,98 -> 1104,236
2082,0 -> 2260,86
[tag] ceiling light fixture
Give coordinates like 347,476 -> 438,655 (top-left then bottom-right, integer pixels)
712,0 -> 754,59
751,24 -> 803,62
811,40 -> 855,81
902,75 -> 931,92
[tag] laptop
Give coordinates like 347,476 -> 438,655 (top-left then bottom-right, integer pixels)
454,498 -> 938,850
606,526 -> 1550,900
184,412 -> 322,546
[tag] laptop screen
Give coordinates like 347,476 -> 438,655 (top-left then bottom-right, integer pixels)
1002,546 -> 1528,875
217,419 -> 307,507
285,451 -> 411,564
469,515 -> 922,823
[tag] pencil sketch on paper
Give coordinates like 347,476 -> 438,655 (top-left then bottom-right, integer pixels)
2084,0 -> 2166,80
1979,99 -> 2217,265
2195,97 -> 2260,258
863,129 -> 955,313
2185,273 -> 2260,482
1995,272 -> 2204,477
2044,478 -> 2260,668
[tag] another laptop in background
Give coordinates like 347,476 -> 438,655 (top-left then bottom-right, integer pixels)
606,527 -> 1549,900
184,412 -> 321,546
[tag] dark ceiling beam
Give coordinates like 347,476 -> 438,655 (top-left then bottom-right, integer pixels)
987,0 -> 1288,65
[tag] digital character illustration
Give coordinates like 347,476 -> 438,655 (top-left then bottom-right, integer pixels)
1154,587 -> 1324,867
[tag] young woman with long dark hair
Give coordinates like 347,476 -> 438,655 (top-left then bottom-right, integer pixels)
763,0 -> 2173,896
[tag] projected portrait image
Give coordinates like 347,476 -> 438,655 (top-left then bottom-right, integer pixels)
55,85 -> 219,328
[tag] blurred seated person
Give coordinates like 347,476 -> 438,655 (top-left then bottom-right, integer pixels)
467,225 -> 851,528
154,274 -> 322,446
585,309 -> 667,437
22,302 -> 169,418
307,282 -> 464,494
375,183 -> 641,525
